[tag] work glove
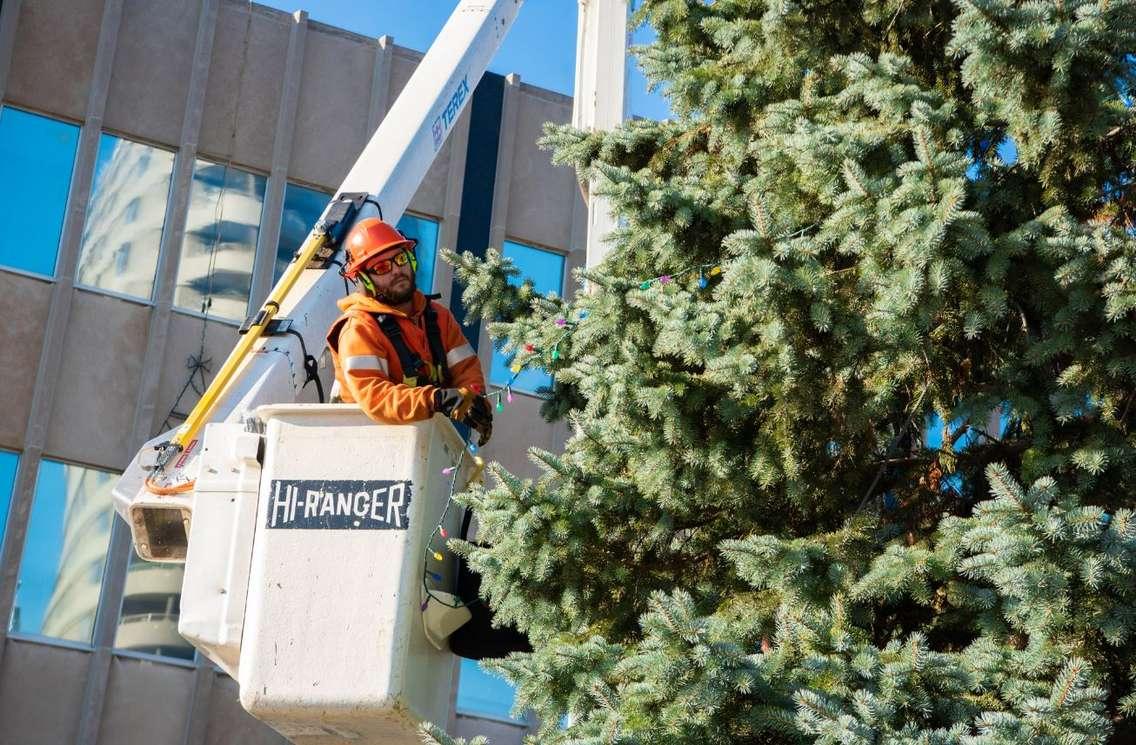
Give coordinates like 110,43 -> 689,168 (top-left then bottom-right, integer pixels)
432,387 -> 494,446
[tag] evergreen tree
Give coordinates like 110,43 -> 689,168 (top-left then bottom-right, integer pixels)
442,0 -> 1136,741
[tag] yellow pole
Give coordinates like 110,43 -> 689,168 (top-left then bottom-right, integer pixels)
167,228 -> 331,454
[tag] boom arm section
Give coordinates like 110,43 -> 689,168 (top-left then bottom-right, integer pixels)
113,0 -> 523,561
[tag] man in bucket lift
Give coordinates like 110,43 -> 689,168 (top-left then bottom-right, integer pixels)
326,217 -> 493,445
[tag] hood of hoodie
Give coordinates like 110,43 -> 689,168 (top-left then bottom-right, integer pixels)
336,290 -> 427,319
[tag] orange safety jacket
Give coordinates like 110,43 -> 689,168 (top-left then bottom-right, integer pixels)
326,291 -> 485,424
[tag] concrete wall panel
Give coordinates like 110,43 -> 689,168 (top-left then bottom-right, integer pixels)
505,88 -> 577,251
104,0 -> 201,147
0,639 -> 88,744
5,0 -> 103,120
152,313 -> 240,438
198,3 -> 290,172
387,50 -> 420,104
96,656 -> 194,745
45,290 -> 148,469
288,25 -> 376,190
205,674 -> 289,745
479,391 -> 569,481
0,273 -> 53,450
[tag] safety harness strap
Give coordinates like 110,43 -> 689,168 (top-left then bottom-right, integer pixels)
372,306 -> 450,388
423,304 -> 451,386
374,314 -> 423,386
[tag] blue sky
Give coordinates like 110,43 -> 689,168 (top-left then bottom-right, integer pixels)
257,0 -> 671,121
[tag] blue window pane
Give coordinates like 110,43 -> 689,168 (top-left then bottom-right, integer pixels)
175,160 -> 267,322
10,461 -> 117,644
77,134 -> 175,299
456,657 -> 520,721
489,240 -> 566,394
274,183 -> 331,285
0,450 -> 18,553
0,107 -> 80,276
397,213 -> 439,294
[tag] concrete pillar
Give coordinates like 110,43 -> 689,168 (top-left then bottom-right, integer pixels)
487,74 -> 522,253
181,663 -> 217,745
250,10 -> 309,307
114,2 -> 221,739
0,0 -> 22,101
128,0 -> 219,448
0,0 -> 124,667
572,0 -> 628,270
367,35 -> 395,137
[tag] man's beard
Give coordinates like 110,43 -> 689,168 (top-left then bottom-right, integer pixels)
376,275 -> 415,305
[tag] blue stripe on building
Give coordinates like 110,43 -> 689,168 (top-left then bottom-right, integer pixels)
449,71 -> 505,351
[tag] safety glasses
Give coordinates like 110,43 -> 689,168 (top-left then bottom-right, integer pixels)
363,249 -> 416,276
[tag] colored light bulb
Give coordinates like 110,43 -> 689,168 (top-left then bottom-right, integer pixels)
469,443 -> 479,453
506,389 -> 514,403
552,348 -> 560,361
640,281 -> 651,290
433,551 -> 444,561
524,343 -> 535,352
660,275 -> 672,284
428,571 -> 442,582
555,317 -> 567,327
699,276 -> 709,289
709,266 -> 722,276
511,363 -> 522,373
578,310 -> 589,320
420,599 -> 430,612
442,466 -> 456,475
496,400 -> 504,412
439,527 -> 448,538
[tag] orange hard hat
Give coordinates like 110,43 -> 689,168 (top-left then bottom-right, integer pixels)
342,217 -> 417,279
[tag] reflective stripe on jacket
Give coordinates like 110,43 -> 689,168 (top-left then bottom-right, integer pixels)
326,291 -> 484,424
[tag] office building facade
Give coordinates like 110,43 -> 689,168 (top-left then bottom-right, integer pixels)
0,0 -> 584,741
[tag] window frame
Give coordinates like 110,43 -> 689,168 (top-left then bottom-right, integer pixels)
7,455 -> 122,648
0,104 -> 83,279
486,237 -> 570,398
273,180 -> 334,288
454,656 -> 527,724
0,448 -> 19,557
73,130 -> 178,305
173,155 -> 269,322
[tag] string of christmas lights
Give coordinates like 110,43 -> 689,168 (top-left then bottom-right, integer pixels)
420,368 -> 522,611
420,261 -> 727,611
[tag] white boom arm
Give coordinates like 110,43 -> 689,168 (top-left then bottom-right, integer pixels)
113,0 -> 523,559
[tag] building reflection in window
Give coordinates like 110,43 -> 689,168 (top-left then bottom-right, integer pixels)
114,551 -> 193,660
274,183 -> 330,286
175,159 -> 266,322
489,240 -> 566,394
9,460 -> 116,644
0,106 -> 80,277
76,134 -> 175,300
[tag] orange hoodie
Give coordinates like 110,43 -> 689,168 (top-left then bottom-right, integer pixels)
326,291 -> 484,424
